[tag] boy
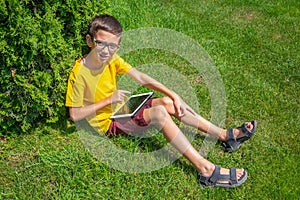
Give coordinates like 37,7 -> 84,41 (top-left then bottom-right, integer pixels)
66,14 -> 257,188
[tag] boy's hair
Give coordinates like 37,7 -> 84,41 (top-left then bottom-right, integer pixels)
87,14 -> 122,38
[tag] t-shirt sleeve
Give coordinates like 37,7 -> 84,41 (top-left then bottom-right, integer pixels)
115,55 -> 132,74
65,70 -> 85,107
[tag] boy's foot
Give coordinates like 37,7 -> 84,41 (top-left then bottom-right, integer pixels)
234,121 -> 255,139
222,120 -> 257,152
199,165 -> 247,188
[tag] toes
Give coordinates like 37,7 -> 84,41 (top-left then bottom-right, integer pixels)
246,122 -> 254,132
236,168 -> 245,179
220,168 -> 244,181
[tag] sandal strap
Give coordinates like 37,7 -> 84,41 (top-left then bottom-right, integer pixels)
201,166 -> 237,185
209,165 -> 221,184
230,168 -> 238,184
222,129 -> 238,150
199,165 -> 247,188
241,124 -> 251,137
240,120 -> 257,138
199,165 -> 221,186
227,128 -> 235,140
212,167 -> 239,185
237,120 -> 257,143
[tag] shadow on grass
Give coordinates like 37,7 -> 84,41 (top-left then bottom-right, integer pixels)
74,119 -> 204,174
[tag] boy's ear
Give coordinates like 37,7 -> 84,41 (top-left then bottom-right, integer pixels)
86,34 -> 93,47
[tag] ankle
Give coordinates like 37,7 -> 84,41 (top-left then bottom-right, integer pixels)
198,163 -> 215,177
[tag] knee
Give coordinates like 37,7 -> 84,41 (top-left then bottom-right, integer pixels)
160,97 -> 173,106
149,105 -> 170,126
159,97 -> 175,113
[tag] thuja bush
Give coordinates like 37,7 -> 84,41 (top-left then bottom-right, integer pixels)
0,0 -> 109,135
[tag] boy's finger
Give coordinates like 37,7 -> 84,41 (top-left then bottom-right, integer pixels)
178,112 -> 185,117
119,90 -> 131,94
176,106 -> 183,117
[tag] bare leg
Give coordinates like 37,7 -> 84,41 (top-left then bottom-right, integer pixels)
143,105 -> 245,179
152,97 -> 254,141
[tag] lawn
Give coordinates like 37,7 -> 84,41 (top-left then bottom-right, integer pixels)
1,0 -> 299,199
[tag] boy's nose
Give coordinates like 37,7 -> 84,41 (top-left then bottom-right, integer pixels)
103,46 -> 111,54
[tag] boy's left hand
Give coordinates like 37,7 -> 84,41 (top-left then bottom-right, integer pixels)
172,94 -> 196,117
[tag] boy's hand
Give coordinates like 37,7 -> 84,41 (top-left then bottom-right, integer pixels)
110,90 -> 131,104
172,94 -> 196,117
172,96 -> 184,117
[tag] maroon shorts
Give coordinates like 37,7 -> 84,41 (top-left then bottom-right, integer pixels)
106,98 -> 154,137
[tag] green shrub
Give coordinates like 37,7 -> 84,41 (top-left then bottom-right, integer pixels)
0,0 -> 109,135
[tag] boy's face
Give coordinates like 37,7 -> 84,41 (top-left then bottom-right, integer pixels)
90,30 -> 121,62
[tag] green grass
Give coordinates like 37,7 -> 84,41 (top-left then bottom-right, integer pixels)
1,0 -> 300,199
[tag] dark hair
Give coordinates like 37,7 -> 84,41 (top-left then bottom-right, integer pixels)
87,14 -> 122,38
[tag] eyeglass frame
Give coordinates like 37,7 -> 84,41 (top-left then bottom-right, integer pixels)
93,38 -> 120,52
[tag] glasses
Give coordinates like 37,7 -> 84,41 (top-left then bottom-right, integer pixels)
93,38 -> 120,52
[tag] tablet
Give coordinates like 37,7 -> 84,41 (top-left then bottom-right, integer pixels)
110,92 -> 154,119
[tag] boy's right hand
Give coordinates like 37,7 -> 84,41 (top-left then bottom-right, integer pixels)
110,90 -> 131,104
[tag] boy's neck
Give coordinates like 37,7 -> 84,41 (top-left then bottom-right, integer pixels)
82,54 -> 105,70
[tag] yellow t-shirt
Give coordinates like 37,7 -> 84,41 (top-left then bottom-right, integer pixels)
65,54 -> 132,134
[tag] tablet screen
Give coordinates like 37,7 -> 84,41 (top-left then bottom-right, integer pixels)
111,92 -> 153,119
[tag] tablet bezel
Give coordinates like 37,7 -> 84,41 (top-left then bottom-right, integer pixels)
110,92 -> 154,119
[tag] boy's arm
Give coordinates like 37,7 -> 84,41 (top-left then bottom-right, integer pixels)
69,90 -> 130,121
127,68 -> 186,116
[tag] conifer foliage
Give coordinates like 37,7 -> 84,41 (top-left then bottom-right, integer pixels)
0,0 -> 108,135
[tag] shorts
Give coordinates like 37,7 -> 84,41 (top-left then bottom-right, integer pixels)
106,98 -> 154,137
